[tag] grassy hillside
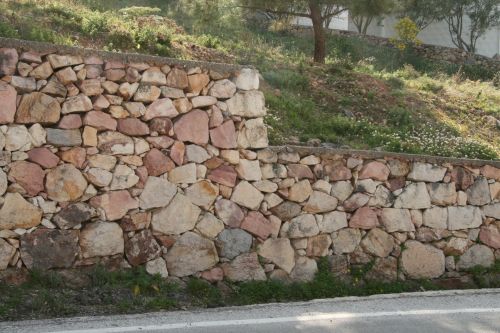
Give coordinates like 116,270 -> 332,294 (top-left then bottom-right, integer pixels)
1,0 -> 499,159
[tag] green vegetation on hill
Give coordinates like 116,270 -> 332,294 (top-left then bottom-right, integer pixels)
1,0 -> 499,159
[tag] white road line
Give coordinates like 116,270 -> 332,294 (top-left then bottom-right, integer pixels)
48,308 -> 500,333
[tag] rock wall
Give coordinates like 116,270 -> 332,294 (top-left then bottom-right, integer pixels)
334,30 -> 500,72
0,38 -> 499,284
293,27 -> 500,73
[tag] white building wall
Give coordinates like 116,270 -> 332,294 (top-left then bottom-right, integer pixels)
347,15 -> 500,58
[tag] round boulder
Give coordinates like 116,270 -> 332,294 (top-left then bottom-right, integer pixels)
45,164 -> 87,202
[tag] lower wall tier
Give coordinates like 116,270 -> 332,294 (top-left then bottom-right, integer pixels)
1,146 -> 499,284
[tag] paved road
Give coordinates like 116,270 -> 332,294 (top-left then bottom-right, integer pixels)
1,289 -> 500,333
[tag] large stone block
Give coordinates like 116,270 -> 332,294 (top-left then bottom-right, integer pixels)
80,222 -> 124,258
407,162 -> 446,182
226,91 -> 266,118
151,194 -> 200,235
0,82 -> 17,124
258,238 -> 295,273
20,229 -> 79,270
216,228 -> 252,260
221,252 -> 266,282
401,240 -> 445,279
166,232 -> 218,277
0,193 -> 42,230
46,164 -> 87,202
447,206 -> 482,230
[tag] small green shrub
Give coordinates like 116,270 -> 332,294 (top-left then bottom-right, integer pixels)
492,71 -> 500,87
27,27 -> 74,46
134,25 -> 160,51
396,64 -> 420,79
263,70 -> 309,92
390,17 -> 421,51
386,76 -> 405,89
43,1 -> 78,20
196,34 -> 222,49
81,11 -> 108,37
419,79 -> 444,93
0,21 -> 19,38
107,22 -> 136,50
387,107 -> 413,128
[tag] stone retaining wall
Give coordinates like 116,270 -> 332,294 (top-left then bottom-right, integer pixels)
293,27 -> 500,73
334,30 -> 500,72
0,38 -> 499,284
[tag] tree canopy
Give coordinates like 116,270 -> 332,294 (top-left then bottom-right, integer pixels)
350,0 -> 394,35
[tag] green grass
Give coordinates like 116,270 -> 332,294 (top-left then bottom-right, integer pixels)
3,259 -> 499,321
468,260 -> 500,288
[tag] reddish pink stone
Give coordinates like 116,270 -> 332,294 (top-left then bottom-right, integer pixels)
0,48 -> 18,76
59,147 -> 86,169
149,118 -> 173,135
117,118 -> 150,136
240,211 -> 273,240
387,177 -> 406,192
201,267 -> 224,283
92,95 -> 110,110
146,136 -> 175,149
135,166 -> 148,189
144,98 -> 178,120
58,114 -> 82,129
208,165 -> 237,187
343,193 -> 370,212
8,161 -> 45,196
28,148 -> 60,169
166,68 -> 188,89
349,207 -> 379,229
90,190 -> 139,221
84,55 -> 104,65
359,161 -> 390,181
479,224 -> 500,249
83,111 -> 117,131
143,148 -> 175,176
215,199 -> 244,228
173,110 -> 209,145
481,165 -> 500,181
0,81 -> 17,124
209,120 -> 237,149
209,106 -> 224,128
104,61 -> 125,70
450,167 -> 474,191
155,234 -> 176,248
105,69 -> 125,81
324,163 -> 352,181
86,65 -> 103,79
205,157 -> 224,170
287,164 -> 314,179
170,141 -> 185,166
20,51 -> 42,63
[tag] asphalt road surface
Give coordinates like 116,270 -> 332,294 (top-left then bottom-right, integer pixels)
1,289 -> 499,333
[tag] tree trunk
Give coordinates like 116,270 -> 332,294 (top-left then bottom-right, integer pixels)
309,1 -> 326,63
